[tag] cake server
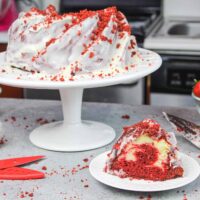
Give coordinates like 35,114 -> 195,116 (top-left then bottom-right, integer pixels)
0,155 -> 45,180
163,112 -> 200,148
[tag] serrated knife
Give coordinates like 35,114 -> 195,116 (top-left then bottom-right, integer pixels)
163,112 -> 200,149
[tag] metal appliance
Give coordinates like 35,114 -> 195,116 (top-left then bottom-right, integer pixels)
144,0 -> 200,107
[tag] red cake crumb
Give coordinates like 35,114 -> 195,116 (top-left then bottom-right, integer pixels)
28,193 -> 34,197
11,116 -> 16,122
0,137 -> 7,144
84,185 -> 89,188
121,114 -> 130,119
116,43 -> 121,48
46,38 -> 57,47
36,118 -> 55,125
89,52 -> 94,58
36,118 -> 49,125
79,165 -> 89,170
18,187 -> 38,199
147,194 -> 152,200
83,158 -> 89,163
42,166 -> 47,170
183,194 -> 188,200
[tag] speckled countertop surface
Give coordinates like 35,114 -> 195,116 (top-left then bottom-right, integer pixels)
0,99 -> 199,200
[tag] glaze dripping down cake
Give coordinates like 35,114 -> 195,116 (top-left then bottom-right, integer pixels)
5,5 -> 141,81
105,119 -> 184,181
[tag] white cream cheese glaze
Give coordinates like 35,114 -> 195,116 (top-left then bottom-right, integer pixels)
5,6 -> 141,81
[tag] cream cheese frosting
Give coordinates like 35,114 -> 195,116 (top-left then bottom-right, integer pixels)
5,5 -> 141,81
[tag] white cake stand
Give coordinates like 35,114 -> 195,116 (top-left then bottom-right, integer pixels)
0,48 -> 162,151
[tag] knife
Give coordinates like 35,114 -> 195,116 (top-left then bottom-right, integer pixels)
163,112 -> 200,148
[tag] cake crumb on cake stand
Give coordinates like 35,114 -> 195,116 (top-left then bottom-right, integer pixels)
0,48 -> 162,151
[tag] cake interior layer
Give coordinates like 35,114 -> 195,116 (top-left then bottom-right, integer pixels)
112,135 -> 183,181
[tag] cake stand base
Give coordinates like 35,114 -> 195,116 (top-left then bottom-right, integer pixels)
29,120 -> 115,151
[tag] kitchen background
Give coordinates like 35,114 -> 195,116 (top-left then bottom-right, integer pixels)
0,0 -> 199,107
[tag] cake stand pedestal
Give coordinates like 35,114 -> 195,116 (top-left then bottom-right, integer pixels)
0,48 -> 162,152
30,88 -> 115,151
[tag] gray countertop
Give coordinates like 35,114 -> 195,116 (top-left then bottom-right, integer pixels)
0,99 -> 199,200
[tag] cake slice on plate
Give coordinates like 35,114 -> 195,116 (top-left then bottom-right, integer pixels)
105,119 -> 184,181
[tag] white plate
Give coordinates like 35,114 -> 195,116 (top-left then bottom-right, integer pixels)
0,48 -> 161,89
89,151 -> 200,192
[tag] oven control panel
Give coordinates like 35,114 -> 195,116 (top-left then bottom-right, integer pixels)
151,56 -> 200,94
167,69 -> 200,89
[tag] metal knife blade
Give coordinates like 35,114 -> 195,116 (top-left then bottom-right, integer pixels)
163,112 -> 200,148
0,155 -> 45,170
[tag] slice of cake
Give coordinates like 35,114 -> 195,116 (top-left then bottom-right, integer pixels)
105,119 -> 184,181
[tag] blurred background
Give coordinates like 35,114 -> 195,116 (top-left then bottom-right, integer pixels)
0,0 -> 199,107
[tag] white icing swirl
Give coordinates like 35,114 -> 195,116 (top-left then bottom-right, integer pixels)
6,6 -> 140,80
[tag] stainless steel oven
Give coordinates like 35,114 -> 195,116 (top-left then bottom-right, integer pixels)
144,0 -> 200,107
151,55 -> 200,94
150,54 -> 199,107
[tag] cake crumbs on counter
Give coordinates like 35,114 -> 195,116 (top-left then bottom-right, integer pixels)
83,158 -> 89,163
80,178 -> 89,188
4,116 -> 17,123
147,194 -> 152,200
17,186 -> 39,199
41,166 -> 47,170
35,118 -> 56,125
183,194 -> 188,200
84,185 -> 89,188
0,136 -> 7,144
121,114 -> 130,119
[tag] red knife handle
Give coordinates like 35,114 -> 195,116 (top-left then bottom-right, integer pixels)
0,167 -> 45,180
